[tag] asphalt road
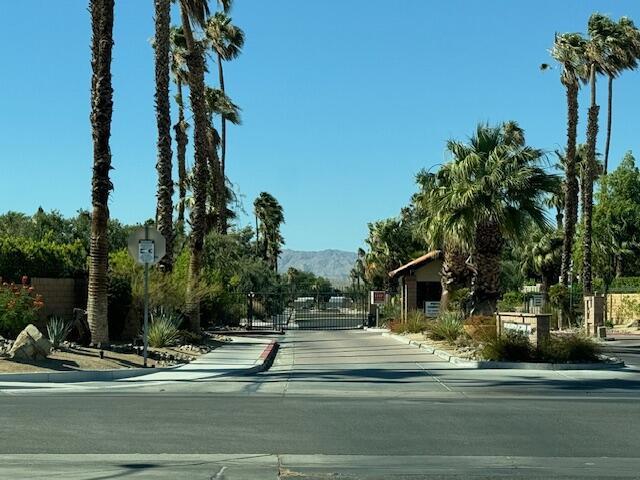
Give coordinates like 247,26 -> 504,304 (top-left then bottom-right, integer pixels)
2,330 -> 640,479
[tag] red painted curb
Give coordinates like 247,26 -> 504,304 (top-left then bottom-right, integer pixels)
259,340 -> 277,360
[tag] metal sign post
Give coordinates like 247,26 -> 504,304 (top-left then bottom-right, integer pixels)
127,225 -> 166,368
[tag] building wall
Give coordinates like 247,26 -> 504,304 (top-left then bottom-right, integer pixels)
607,293 -> 640,325
414,260 -> 442,283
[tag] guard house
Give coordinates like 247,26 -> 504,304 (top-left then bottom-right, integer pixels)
389,251 -> 443,320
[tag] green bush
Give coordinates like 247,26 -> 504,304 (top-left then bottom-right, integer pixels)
481,331 -> 532,362
0,236 -> 86,280
379,296 -> 400,323
428,311 -> 464,344
448,288 -> 470,313
497,291 -> 524,312
537,335 -> 601,363
47,316 -> 72,348
147,310 -> 183,348
107,274 -> 132,340
0,279 -> 44,338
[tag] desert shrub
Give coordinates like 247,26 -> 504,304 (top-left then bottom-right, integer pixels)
178,330 -> 204,345
537,334 -> 600,363
0,278 -> 44,338
47,316 -> 72,348
147,310 -> 183,348
448,288 -> 470,313
428,311 -> 464,344
481,331 -> 532,362
463,315 -> 496,342
0,236 -> 86,280
497,291 -> 524,312
379,296 -> 401,323
389,310 -> 430,334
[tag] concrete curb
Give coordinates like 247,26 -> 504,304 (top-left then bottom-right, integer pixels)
0,366 -> 173,384
0,340 -> 281,384
382,332 -> 626,370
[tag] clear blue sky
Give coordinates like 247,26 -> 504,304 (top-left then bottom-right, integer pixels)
1,1 -> 639,252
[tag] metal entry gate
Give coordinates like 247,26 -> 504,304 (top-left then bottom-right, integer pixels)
242,291 -> 369,330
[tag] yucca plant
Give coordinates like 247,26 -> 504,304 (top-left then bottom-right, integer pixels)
428,311 -> 464,344
147,310 -> 183,348
47,316 -> 72,349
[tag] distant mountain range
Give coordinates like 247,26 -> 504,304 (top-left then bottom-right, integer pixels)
278,249 -> 357,283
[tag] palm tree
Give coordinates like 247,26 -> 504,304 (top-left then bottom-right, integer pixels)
178,0 -> 211,331
582,13 -> 620,294
543,32 -> 587,287
153,0 -> 174,271
253,192 -> 285,272
170,26 -> 190,234
205,11 -> 244,177
419,122 -> 559,315
204,86 -> 241,233
520,226 -> 563,304
415,170 -> 470,310
603,17 -> 640,174
87,0 -> 115,344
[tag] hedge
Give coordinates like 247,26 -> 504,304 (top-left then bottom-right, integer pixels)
0,236 -> 86,280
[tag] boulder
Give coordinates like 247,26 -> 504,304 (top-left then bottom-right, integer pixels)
9,324 -> 52,360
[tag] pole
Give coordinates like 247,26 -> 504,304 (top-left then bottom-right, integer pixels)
143,224 -> 149,367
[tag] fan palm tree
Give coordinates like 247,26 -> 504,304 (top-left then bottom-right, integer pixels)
205,11 -> 244,177
543,32 -> 587,286
204,86 -> 241,233
603,17 -> 640,174
170,26 -> 189,234
253,192 -> 285,272
582,13 -> 621,294
153,0 -> 174,271
87,0 -> 115,344
520,226 -> 563,304
415,169 -> 470,310
419,122 -> 559,315
177,0 -> 212,331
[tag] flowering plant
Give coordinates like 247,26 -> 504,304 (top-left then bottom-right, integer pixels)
0,276 -> 44,338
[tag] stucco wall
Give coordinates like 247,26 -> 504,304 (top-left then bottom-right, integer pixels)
414,259 -> 442,283
607,293 -> 640,325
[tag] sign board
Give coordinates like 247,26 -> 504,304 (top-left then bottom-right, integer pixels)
370,291 -> 386,305
138,240 -> 155,264
503,322 -> 532,334
127,226 -> 166,265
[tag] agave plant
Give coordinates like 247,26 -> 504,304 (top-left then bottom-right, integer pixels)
147,309 -> 183,348
47,316 -> 72,349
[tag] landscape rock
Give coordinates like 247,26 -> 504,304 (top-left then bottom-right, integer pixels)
9,324 -> 52,360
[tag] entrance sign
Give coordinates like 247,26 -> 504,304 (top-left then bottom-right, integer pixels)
126,225 -> 166,367
370,291 -> 386,305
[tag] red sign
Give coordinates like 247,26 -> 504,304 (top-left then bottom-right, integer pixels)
370,291 -> 386,305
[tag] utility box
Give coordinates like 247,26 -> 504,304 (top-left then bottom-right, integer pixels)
496,312 -> 551,346
584,295 -> 605,337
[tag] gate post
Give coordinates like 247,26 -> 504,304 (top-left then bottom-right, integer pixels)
247,292 -> 254,330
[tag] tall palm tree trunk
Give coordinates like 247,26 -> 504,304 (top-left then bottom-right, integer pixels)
583,64 -> 599,295
174,80 -> 188,233
206,125 -> 226,234
153,0 -> 174,271
179,0 -> 210,331
87,0 -> 115,345
217,54 -> 228,233
471,221 -> 503,315
439,249 -> 468,311
560,82 -> 579,287
603,75 -> 613,175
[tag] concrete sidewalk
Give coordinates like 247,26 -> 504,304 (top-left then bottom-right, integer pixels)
0,336 -> 279,390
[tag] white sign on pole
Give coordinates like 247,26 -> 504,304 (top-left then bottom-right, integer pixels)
127,226 -> 166,265
138,240 -> 155,264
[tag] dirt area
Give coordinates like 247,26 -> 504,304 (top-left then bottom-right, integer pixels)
404,332 -> 475,359
0,338 -> 226,374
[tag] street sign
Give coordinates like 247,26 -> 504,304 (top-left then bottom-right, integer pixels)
127,226 -> 166,265
370,291 -> 386,305
126,225 -> 166,368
